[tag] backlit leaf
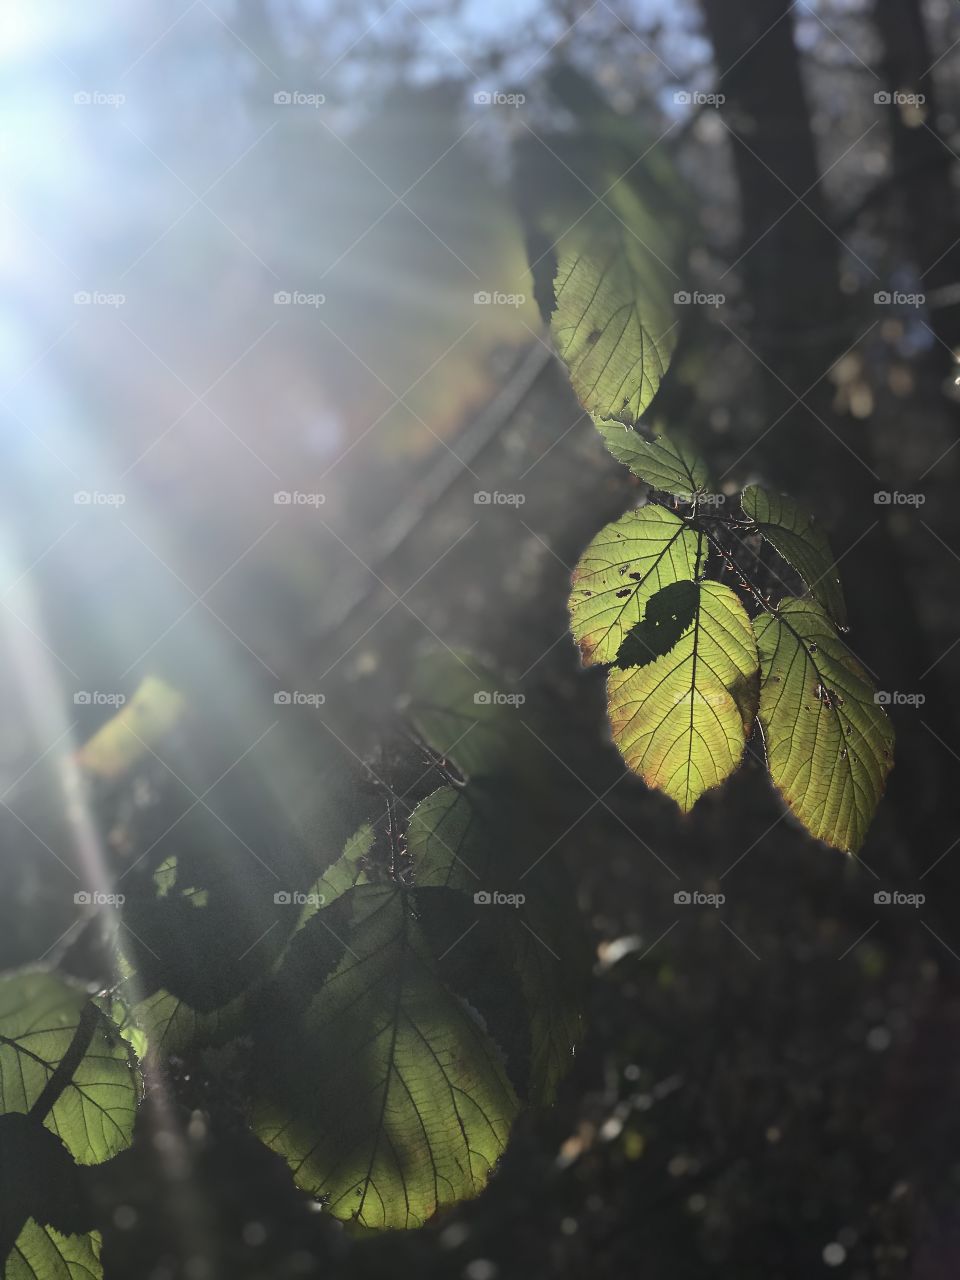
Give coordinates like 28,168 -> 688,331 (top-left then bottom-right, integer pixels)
253,784 -> 582,1226
6,1221 -> 101,1280
753,599 -> 894,852
595,424 -> 711,498
0,972 -> 140,1166
741,485 -> 847,627
405,787 -> 583,1102
569,505 -> 702,665
538,182 -> 680,424
253,881 -> 519,1229
607,581 -> 759,812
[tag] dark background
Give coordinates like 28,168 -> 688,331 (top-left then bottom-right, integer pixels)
3,1 -> 960,1276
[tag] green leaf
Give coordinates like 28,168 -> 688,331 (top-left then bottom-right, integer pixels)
253,786 -> 582,1225
0,973 -> 140,1165
294,822 -> 375,929
607,581 -> 759,812
753,599 -> 894,852
404,788 -> 584,1104
6,1221 -> 101,1280
107,985 -> 246,1061
595,424 -> 711,497
404,787 -> 482,891
569,505 -> 702,666
539,182 -> 680,425
741,484 -> 847,626
253,882 -> 519,1229
404,649 -> 526,780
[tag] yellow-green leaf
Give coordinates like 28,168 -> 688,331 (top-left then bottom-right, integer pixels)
754,599 -> 894,852
7,1221 -> 101,1280
595,424 -> 711,498
607,581 -> 759,812
550,199 -> 677,422
741,485 -> 847,627
0,973 -> 140,1166
253,883 -> 519,1229
569,506 -> 702,665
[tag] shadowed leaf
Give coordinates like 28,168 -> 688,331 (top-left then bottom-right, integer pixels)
615,579 -> 700,669
6,1221 -> 101,1280
569,506 -> 702,666
0,972 -> 140,1166
742,485 -> 847,627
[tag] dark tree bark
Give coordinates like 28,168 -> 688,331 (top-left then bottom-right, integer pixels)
701,0 -> 960,886
874,0 -> 960,363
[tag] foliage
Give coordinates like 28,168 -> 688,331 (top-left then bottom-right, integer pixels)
0,651 -> 582,1272
517,124 -> 892,848
0,972 -> 141,1275
539,252 -> 893,847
